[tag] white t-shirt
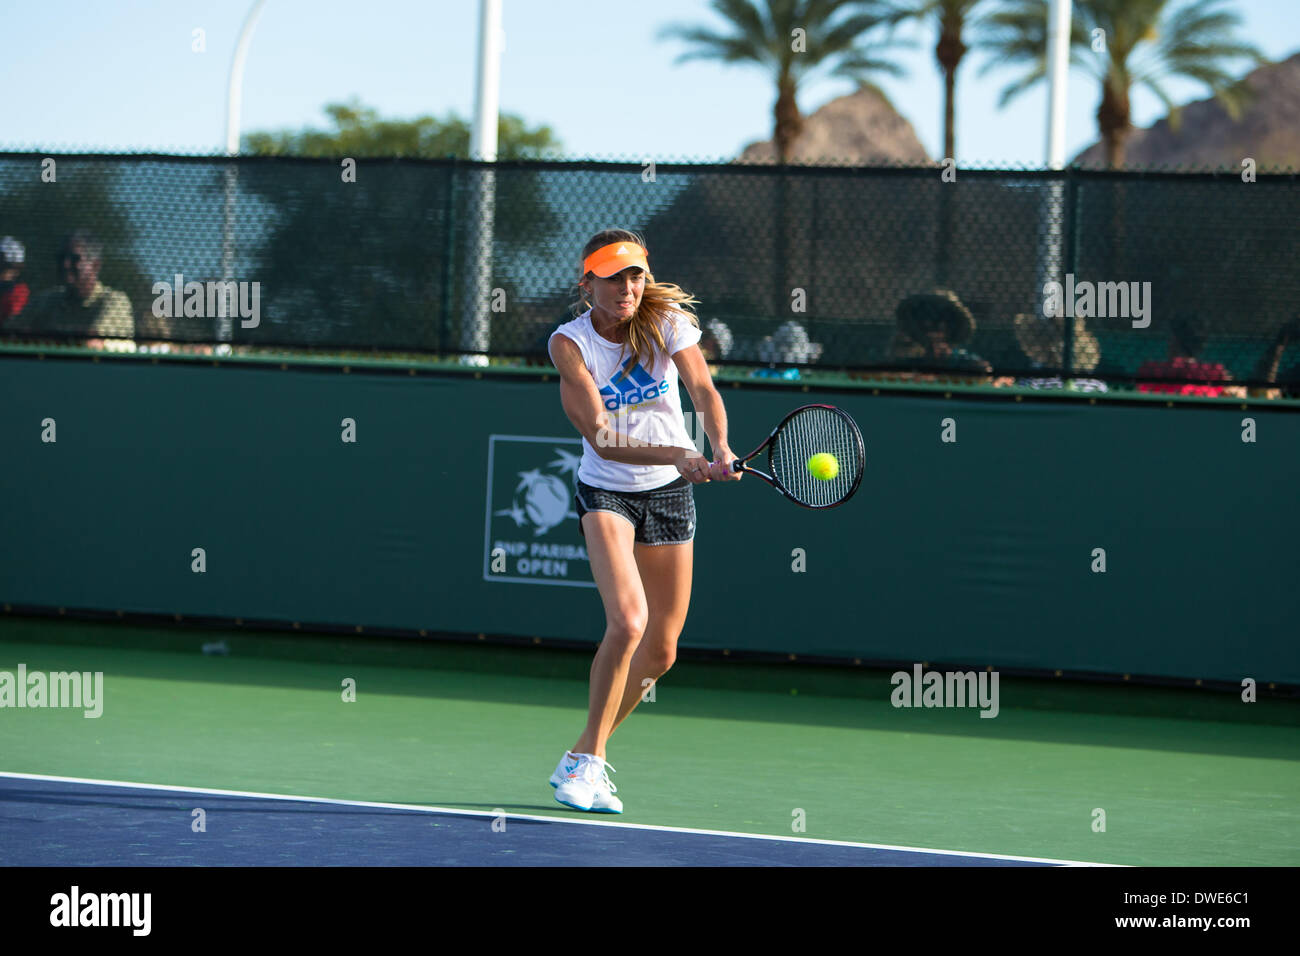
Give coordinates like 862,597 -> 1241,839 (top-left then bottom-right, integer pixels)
549,307 -> 703,491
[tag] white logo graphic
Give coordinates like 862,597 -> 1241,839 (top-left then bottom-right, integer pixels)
496,452 -> 581,536
485,436 -> 594,587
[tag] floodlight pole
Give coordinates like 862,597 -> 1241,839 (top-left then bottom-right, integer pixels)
460,0 -> 502,366
1045,0 -> 1072,170
1039,0 -> 1073,371
220,0 -> 268,346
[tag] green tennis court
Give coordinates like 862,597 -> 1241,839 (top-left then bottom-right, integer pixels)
3,616 -> 1295,866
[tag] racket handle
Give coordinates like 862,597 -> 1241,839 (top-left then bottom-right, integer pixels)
730,459 -> 743,472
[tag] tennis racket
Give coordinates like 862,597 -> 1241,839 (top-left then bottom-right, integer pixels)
728,404 -> 865,509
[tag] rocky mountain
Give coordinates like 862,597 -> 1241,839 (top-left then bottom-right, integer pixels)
1073,51 -> 1300,169
737,85 -> 931,164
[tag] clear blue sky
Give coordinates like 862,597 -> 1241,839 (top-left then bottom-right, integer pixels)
1,0 -> 1296,165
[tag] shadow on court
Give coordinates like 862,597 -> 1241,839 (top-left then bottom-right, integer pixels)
2,618 -> 1297,764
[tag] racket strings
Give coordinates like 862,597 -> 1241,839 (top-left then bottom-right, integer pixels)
769,407 -> 863,508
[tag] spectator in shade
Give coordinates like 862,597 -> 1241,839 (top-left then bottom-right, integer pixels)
882,290 -> 1004,385
699,318 -> 733,363
10,229 -> 135,351
759,320 -> 822,364
1250,317 -> 1300,399
1280,362 -> 1300,399
1012,312 -> 1107,392
0,236 -> 29,325
1137,314 -> 1244,398
751,319 -> 822,379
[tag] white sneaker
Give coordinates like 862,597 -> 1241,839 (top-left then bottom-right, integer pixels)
588,765 -> 623,814
549,752 -> 580,789
553,752 -> 622,813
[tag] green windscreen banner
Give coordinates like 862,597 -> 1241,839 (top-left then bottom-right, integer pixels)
1,356 -> 1296,684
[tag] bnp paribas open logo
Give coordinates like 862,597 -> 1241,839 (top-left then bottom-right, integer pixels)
483,435 -> 594,588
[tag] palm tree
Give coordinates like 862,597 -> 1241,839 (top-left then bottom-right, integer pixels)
876,1 -> 995,161
981,0 -> 1264,167
659,0 -> 902,163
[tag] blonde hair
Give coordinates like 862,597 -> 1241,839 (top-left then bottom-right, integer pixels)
572,228 -> 699,383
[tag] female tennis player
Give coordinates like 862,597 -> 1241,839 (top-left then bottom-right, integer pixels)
546,228 -> 741,812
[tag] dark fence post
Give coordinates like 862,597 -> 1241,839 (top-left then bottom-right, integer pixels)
1062,166 -> 1078,376
439,158 -> 457,353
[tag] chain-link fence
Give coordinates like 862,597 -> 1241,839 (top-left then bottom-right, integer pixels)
2,153 -> 1298,391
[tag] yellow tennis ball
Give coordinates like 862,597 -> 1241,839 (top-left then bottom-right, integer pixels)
807,452 -> 839,481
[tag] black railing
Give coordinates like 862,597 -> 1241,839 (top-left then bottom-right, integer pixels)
2,154 -> 1297,393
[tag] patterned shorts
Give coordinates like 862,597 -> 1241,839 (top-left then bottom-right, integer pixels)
574,476 -> 696,546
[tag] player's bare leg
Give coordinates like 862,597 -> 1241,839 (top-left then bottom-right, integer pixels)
569,511 -> 647,760
608,538 -> 693,735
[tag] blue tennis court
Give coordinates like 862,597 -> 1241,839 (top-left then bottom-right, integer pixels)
0,773 -> 1083,867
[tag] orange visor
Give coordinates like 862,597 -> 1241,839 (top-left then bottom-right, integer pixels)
583,241 -> 649,278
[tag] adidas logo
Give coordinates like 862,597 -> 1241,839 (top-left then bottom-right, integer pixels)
616,245 -> 628,255
599,356 -> 666,410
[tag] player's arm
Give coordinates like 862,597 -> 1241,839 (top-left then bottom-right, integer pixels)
549,334 -> 697,468
674,343 -> 740,481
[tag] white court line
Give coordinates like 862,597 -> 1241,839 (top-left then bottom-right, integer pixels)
0,770 -> 1121,866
